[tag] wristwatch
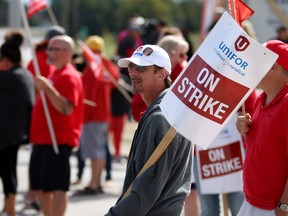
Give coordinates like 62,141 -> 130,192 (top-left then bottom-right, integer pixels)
278,202 -> 288,212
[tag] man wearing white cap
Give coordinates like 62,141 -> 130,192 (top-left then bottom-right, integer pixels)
105,45 -> 193,216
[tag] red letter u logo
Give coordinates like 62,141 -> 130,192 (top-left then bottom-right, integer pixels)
235,36 -> 250,52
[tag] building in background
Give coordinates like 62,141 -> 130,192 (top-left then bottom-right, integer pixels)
247,0 -> 288,43
201,0 -> 288,43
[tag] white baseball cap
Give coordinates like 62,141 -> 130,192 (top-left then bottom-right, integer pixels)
118,44 -> 172,74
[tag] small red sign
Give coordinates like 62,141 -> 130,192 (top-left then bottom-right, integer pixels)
198,142 -> 243,179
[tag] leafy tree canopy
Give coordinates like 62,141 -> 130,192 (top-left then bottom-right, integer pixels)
50,0 -> 201,37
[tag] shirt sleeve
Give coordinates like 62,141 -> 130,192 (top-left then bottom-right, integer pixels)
56,73 -> 81,107
283,100 -> 288,155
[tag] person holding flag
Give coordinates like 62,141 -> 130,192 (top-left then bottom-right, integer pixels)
105,44 -> 193,216
24,24 -> 66,212
236,40 -> 288,216
74,35 -> 119,195
29,35 -> 84,216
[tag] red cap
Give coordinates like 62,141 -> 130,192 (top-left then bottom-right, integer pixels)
264,40 -> 288,71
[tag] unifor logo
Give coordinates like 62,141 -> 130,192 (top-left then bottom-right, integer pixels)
234,35 -> 250,52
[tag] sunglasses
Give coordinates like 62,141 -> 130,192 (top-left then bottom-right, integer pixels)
47,47 -> 67,52
179,53 -> 187,58
128,63 -> 148,72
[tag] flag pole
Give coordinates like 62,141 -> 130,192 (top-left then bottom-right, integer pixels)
220,2 -> 236,214
17,0 -> 59,154
78,40 -> 133,103
231,0 -> 237,23
46,4 -> 58,26
230,0 -> 247,115
223,1 -> 244,215
101,66 -> 132,103
200,0 -> 207,42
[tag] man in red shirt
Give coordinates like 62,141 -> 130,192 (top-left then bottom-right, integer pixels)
29,35 -> 84,216
25,25 -> 67,211
236,40 -> 288,216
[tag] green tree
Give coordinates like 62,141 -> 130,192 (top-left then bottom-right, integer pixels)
50,0 -> 202,37
0,0 -> 8,27
114,0 -> 175,30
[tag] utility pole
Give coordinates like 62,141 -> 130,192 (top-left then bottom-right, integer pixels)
72,0 -> 80,37
266,0 -> 288,28
61,0 -> 70,33
8,0 -> 21,27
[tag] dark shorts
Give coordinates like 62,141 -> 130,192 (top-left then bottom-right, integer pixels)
29,145 -> 72,192
0,145 -> 19,197
191,183 -> 196,190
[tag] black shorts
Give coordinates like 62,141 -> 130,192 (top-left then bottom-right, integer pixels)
191,183 -> 197,190
0,145 -> 19,197
29,145 -> 72,192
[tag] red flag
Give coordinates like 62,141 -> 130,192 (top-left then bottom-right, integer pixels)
101,57 -> 120,81
27,0 -> 47,18
78,40 -> 102,79
228,0 -> 254,25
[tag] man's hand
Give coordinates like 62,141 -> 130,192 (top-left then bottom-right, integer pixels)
236,113 -> 252,136
275,207 -> 288,216
35,76 -> 52,92
35,75 -> 74,115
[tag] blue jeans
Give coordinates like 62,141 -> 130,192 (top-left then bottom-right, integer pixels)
194,157 -> 244,216
76,147 -> 85,180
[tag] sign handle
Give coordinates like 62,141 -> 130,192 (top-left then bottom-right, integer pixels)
121,126 -> 177,199
222,193 -> 229,216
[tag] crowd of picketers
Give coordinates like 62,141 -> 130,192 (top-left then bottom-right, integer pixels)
0,11 -> 288,216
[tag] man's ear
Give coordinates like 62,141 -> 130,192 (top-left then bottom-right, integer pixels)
157,68 -> 168,79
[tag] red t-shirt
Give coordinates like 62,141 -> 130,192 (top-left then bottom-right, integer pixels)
243,89 -> 258,115
30,64 -> 84,147
131,93 -> 147,122
244,85 -> 288,210
81,57 -> 119,123
170,61 -> 186,83
27,49 -> 54,78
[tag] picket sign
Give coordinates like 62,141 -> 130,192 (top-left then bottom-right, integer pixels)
160,12 -> 277,149
160,12 -> 277,215
196,113 -> 245,194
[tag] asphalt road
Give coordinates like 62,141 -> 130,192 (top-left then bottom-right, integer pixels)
0,120 -> 230,216
0,121 -> 137,216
